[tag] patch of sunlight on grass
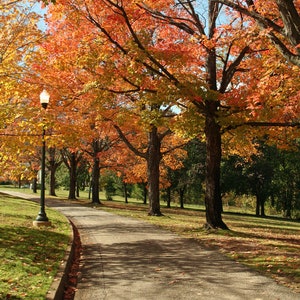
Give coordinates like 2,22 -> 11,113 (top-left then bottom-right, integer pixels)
0,194 -> 71,300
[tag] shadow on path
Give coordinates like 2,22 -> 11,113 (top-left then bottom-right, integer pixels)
2,191 -> 299,300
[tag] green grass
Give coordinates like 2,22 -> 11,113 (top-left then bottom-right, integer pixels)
0,193 -> 71,300
1,186 -> 299,293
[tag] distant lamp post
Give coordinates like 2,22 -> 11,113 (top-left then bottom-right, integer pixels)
33,89 -> 51,227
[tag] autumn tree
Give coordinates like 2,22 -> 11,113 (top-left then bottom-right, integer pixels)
142,1 -> 300,228
38,0 -> 300,229
111,109 -> 187,215
116,151 -> 148,203
215,0 -> 300,67
84,119 -> 121,204
60,148 -> 83,199
35,1 -> 189,216
0,1 -> 48,183
0,0 -> 43,105
38,0 -> 248,227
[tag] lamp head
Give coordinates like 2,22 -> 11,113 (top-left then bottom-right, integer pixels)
40,89 -> 50,109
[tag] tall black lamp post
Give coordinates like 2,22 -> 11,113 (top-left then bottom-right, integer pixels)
33,89 -> 51,227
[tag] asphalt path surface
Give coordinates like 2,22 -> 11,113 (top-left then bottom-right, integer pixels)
4,191 -> 300,300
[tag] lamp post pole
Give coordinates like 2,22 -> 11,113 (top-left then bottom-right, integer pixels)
33,89 -> 51,227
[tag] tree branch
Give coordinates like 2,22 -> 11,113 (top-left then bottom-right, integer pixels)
222,121 -> 300,133
213,0 -> 300,66
113,124 -> 147,159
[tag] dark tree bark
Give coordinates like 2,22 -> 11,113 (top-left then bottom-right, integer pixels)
255,194 -> 266,217
202,2 -> 228,229
255,194 -> 261,216
90,140 -> 101,204
91,155 -> 101,204
143,183 -> 147,205
261,198 -> 266,217
179,188 -> 185,209
283,187 -> 292,218
147,126 -> 162,216
113,124 -> 166,216
32,177 -> 37,193
68,153 -> 77,200
61,149 -> 82,200
166,187 -> 171,208
204,106 -> 229,229
49,165 -> 57,196
123,182 -> 128,203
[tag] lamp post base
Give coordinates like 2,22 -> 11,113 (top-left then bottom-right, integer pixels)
33,220 -> 52,227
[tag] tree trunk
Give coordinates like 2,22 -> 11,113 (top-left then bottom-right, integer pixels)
204,110 -> 228,229
113,123 -> 163,214
49,166 -> 57,196
261,198 -> 266,217
255,194 -> 260,216
147,126 -> 162,216
68,152 -> 77,200
32,177 -> 37,193
76,184 -> 80,198
88,181 -> 92,199
202,3 -> 228,229
283,187 -> 292,218
143,183 -> 147,204
124,182 -> 128,204
91,155 -> 101,204
166,187 -> 171,208
179,187 -> 185,209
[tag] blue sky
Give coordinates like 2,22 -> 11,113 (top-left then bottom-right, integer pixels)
32,1 -> 47,31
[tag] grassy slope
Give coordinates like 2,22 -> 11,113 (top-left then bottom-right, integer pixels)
0,193 -> 71,299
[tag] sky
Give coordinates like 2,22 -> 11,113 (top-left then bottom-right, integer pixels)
31,1 -> 48,31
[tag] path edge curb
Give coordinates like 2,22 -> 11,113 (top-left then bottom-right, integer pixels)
46,218 -> 75,300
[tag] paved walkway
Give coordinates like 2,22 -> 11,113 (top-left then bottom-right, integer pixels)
4,191 -> 300,299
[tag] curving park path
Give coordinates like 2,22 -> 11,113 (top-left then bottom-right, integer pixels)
4,191 -> 299,300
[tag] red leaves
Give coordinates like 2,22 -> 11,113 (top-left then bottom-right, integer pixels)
194,96 -> 203,103
63,224 -> 82,299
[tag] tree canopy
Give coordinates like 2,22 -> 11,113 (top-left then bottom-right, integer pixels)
0,0 -> 299,228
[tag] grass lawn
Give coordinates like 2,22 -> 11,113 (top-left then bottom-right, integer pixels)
1,186 -> 299,294
0,193 -> 71,300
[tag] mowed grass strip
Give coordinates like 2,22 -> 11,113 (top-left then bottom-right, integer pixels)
99,201 -> 300,293
0,193 -> 71,300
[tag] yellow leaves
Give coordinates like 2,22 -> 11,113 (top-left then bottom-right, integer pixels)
82,81 -> 100,93
0,41 -> 48,180
0,0 -> 43,112
171,104 -> 204,139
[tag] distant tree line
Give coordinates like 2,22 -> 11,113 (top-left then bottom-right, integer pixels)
29,137 -> 299,220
